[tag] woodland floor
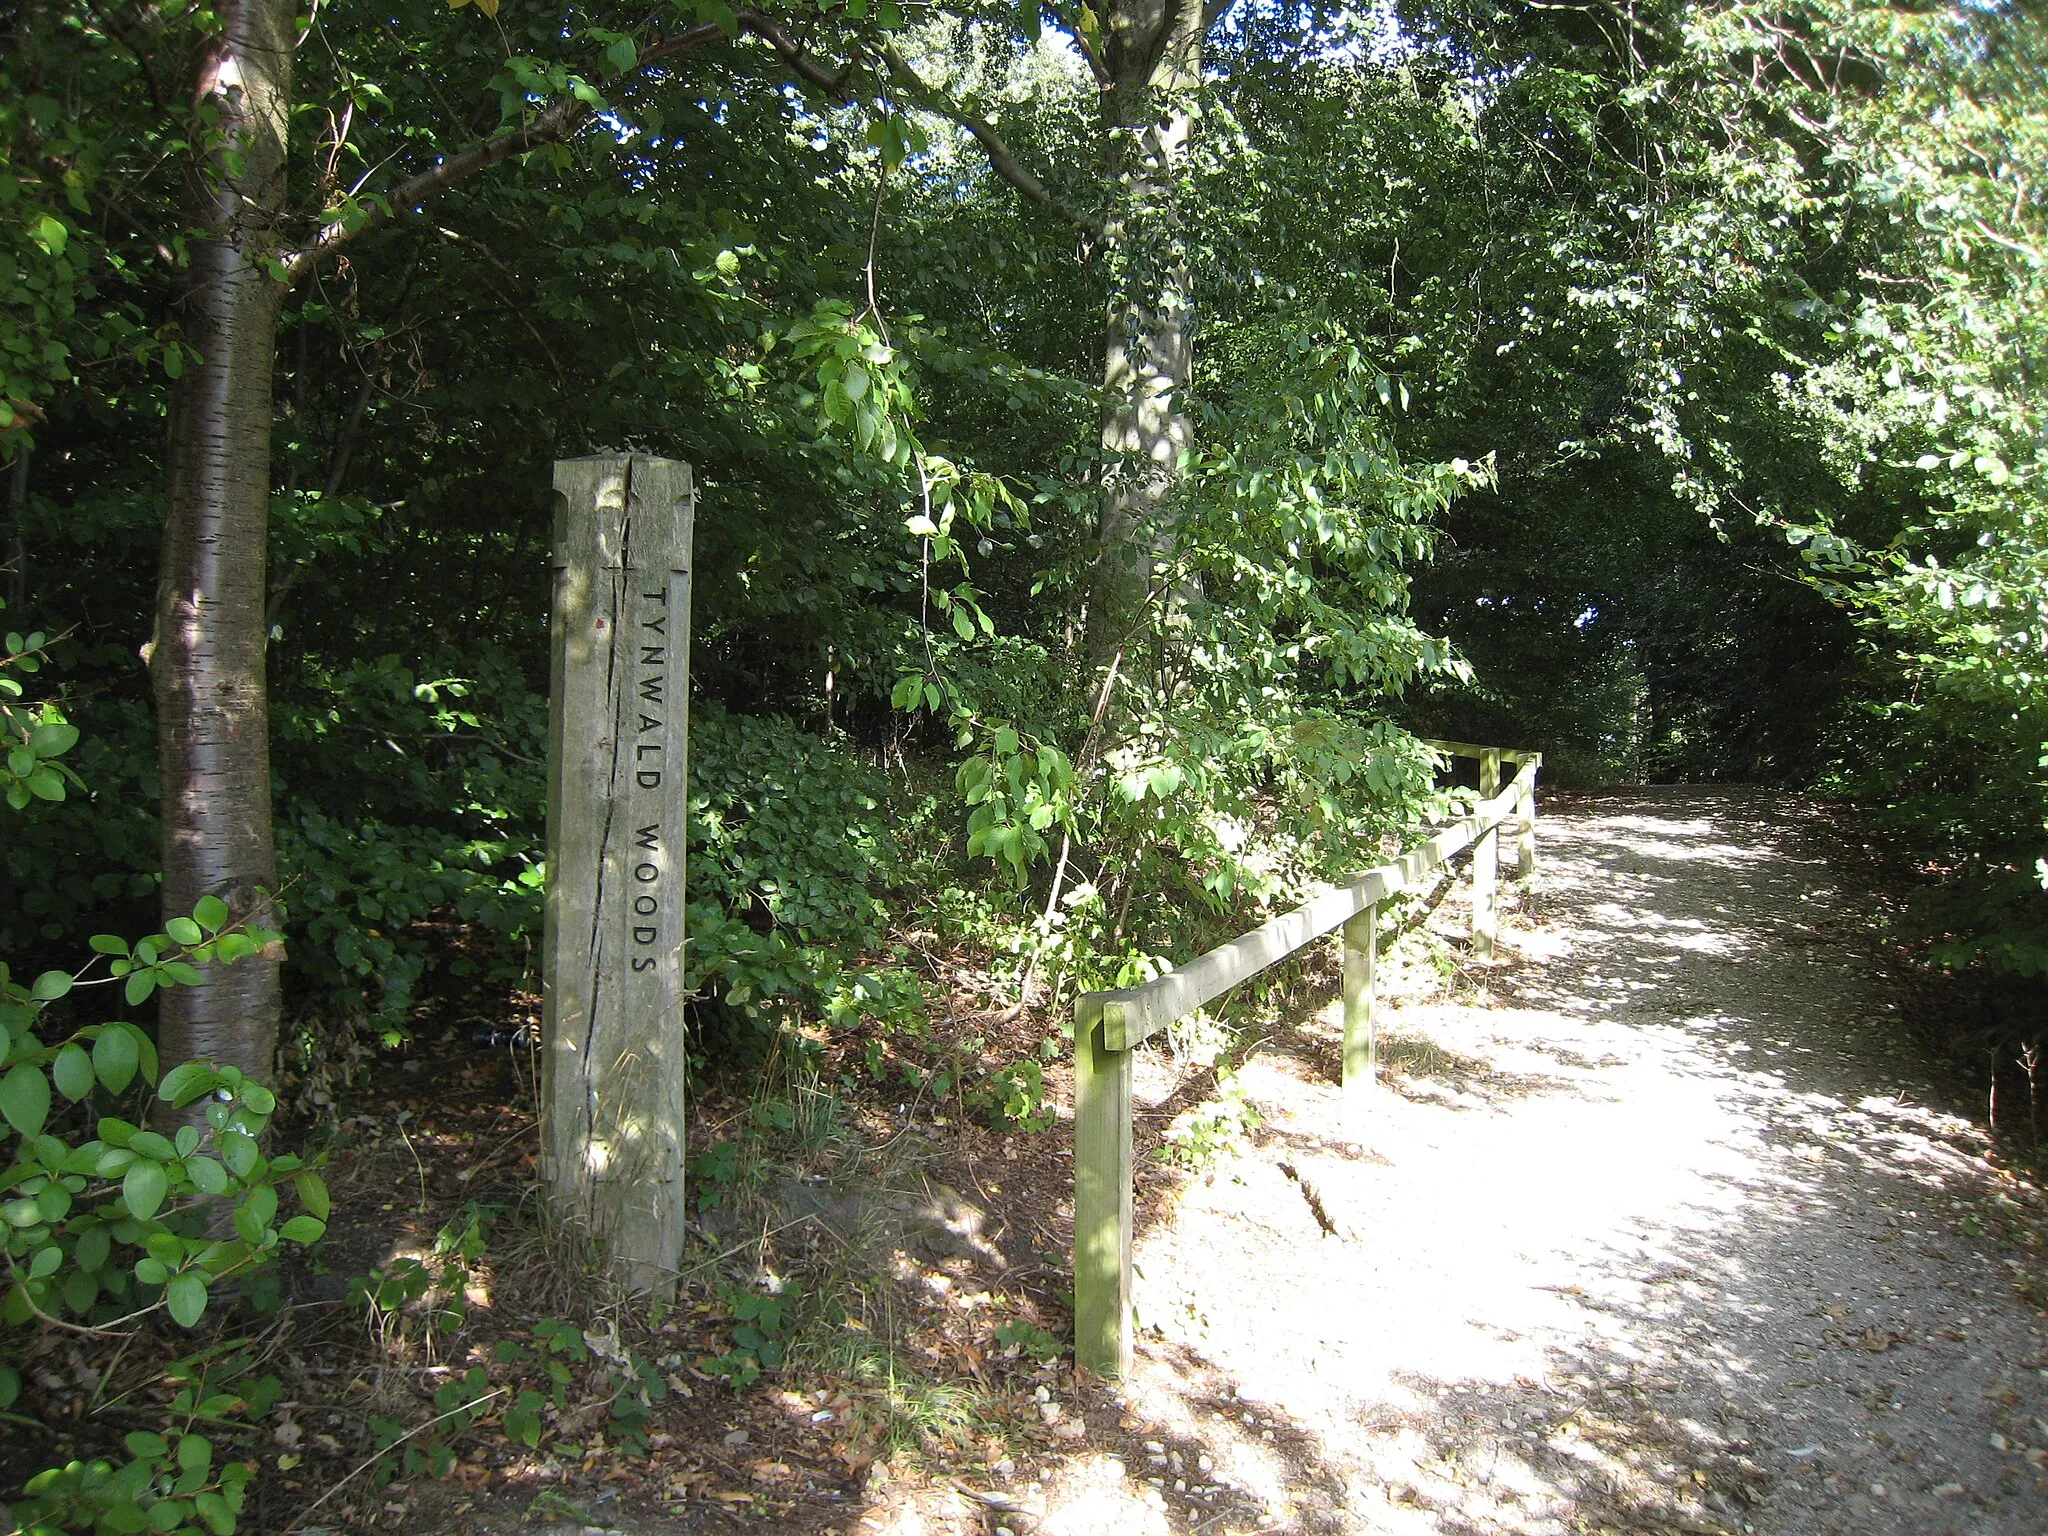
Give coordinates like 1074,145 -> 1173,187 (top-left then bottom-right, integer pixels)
27,789 -> 2041,1536
444,787 -> 2044,1536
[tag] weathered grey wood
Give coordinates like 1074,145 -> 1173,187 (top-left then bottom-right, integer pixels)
1473,749 -> 1501,959
1512,759 -> 1538,879
1341,904 -> 1378,1103
1073,996 -> 1133,1378
542,454 -> 694,1296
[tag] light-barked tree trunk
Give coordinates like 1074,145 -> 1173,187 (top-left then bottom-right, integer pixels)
1090,0 -> 1207,667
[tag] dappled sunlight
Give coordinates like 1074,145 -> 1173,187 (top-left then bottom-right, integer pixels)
1098,790 -> 2047,1535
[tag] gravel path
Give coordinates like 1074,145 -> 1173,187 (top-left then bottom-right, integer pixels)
1048,788 -> 2048,1536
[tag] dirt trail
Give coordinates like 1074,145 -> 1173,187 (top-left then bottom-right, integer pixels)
1042,788 -> 2048,1536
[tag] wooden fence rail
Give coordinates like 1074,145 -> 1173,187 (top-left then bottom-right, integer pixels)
1071,741 -> 1542,1377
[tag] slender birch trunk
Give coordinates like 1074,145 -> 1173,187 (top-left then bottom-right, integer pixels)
1091,0 -> 1205,667
149,0 -> 295,1085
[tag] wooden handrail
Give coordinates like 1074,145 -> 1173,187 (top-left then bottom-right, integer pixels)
1072,744 -> 1541,1376
1424,738 -> 1540,765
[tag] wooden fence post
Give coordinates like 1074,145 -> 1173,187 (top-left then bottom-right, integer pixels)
1073,997 -> 1133,1379
542,454 -> 694,1296
1341,906 -> 1378,1112
1472,748 -> 1501,960
1512,763 -> 1538,879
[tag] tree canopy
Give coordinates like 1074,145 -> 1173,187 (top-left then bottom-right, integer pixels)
4,0 -> 2047,1520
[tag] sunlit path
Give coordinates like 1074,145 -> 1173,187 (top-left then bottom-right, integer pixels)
1040,789 -> 2048,1536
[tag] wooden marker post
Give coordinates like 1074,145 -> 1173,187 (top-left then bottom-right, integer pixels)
542,454 -> 694,1296
1072,996 -> 1134,1379
1341,905 -> 1378,1117
1472,747 -> 1501,960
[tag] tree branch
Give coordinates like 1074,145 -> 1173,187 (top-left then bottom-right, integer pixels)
282,6 -> 1075,288
283,21 -> 727,285
286,91 -> 587,284
878,43 -> 1089,228
733,7 -> 857,96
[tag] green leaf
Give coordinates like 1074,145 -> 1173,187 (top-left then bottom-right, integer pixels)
219,1129 -> 259,1178
62,1266 -> 98,1316
280,1215 -> 326,1244
244,1181 -> 277,1231
28,722 -> 77,757
166,1272 -> 207,1327
30,970 -> 71,1002
124,1430 -> 169,1459
213,933 -> 257,962
94,1025 -> 141,1094
52,1043 -> 94,1101
88,933 -> 130,956
0,1063 -> 51,1137
158,1063 -> 220,1106
192,896 -> 230,934
165,916 -> 203,946
76,1225 -> 110,1273
124,970 -> 157,1006
185,1155 -> 228,1195
123,1159 -> 168,1220
194,1490 -> 235,1536
294,1172 -> 331,1220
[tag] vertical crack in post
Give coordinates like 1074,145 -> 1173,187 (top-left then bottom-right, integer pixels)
545,453 -> 693,1293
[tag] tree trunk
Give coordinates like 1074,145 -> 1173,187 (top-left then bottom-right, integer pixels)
150,0 -> 294,1086
1090,0 -> 1205,668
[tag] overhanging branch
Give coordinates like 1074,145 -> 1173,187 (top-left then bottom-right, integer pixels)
734,7 -> 857,96
283,9 -> 1084,285
284,18 -> 741,284
879,42 -> 1089,229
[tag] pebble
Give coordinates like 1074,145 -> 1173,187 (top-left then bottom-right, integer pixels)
1932,1482 -> 1966,1498
722,1429 -> 749,1447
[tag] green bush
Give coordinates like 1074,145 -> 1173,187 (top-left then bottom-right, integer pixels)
1,906 -> 329,1536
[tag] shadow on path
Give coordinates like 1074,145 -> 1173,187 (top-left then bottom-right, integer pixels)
1028,788 -> 2048,1536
